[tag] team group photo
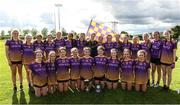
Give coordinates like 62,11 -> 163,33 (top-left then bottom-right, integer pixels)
0,0 -> 180,104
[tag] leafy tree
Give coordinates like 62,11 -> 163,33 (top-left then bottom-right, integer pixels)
50,29 -> 56,36
8,30 -> 11,35
1,30 -> 5,37
120,31 -> 128,34
171,25 -> 180,39
23,29 -> 30,36
61,28 -> 67,37
41,27 -> 48,37
31,28 -> 38,37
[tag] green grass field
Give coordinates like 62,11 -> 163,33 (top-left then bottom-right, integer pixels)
0,40 -> 180,104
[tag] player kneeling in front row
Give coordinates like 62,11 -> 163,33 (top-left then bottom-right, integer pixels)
29,49 -> 48,97
120,49 -> 134,91
69,48 -> 81,90
56,47 -> 70,92
105,48 -> 120,90
80,47 -> 94,92
94,46 -> 107,92
46,51 -> 57,94
134,50 -> 150,92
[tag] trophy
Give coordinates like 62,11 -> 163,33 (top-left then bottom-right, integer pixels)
95,84 -> 102,93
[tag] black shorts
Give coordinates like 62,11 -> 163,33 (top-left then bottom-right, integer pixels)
94,76 -> 105,81
11,61 -> 22,65
151,58 -> 161,65
57,80 -> 69,83
33,83 -> 47,88
70,78 -> 80,81
105,78 -> 119,83
161,62 -> 172,66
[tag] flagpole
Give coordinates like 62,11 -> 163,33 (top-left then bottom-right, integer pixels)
86,19 -> 93,36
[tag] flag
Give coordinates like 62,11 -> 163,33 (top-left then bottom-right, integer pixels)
86,20 -> 116,41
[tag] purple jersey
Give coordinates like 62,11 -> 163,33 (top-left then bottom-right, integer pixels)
29,62 -> 47,86
46,62 -> 56,85
131,43 -> 140,59
5,39 -> 23,61
56,58 -> 70,81
65,40 -> 73,50
106,58 -> 120,80
77,40 -> 87,56
113,41 -> 122,51
140,42 -> 151,61
120,60 -> 134,82
64,39 -> 76,57
69,57 -> 80,80
150,39 -> 162,59
104,42 -> 114,57
46,62 -> 56,74
94,56 -> 107,77
77,40 -> 87,49
54,38 -> 65,49
22,43 -> 34,64
121,42 -> 132,51
44,41 -> 55,55
29,62 -> 47,76
80,57 -> 94,79
160,40 -> 177,64
134,60 -> 150,84
120,60 -> 134,75
33,41 -> 44,51
140,42 -> 151,53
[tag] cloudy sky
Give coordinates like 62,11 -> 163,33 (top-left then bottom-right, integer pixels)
0,0 -> 180,34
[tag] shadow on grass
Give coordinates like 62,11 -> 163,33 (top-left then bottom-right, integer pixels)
26,86 -> 180,104
12,92 -> 18,104
12,91 -> 27,104
20,91 -> 27,104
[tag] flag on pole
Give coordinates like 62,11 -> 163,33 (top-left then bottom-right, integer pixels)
86,20 -> 116,41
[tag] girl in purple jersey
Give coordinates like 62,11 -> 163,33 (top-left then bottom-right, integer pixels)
97,36 -> 104,46
44,34 -> 55,60
106,48 -> 120,89
33,34 -> 44,51
161,30 -> 177,90
134,50 -> 150,92
104,35 -> 114,57
5,29 -> 23,91
121,34 -> 132,52
29,49 -> 48,97
141,33 -> 151,62
22,34 -> 34,90
80,47 -> 94,90
94,46 -> 107,88
150,31 -> 163,87
77,33 -> 87,57
69,48 -> 81,89
114,34 -> 122,59
46,51 -> 57,94
64,33 -> 77,57
140,33 -> 151,86
54,32 -> 65,57
56,47 -> 70,92
131,36 -> 140,59
120,48 -> 134,91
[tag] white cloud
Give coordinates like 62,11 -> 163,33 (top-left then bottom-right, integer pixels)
0,0 -> 180,34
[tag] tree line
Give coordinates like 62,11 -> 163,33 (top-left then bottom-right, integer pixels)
0,25 -> 180,40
